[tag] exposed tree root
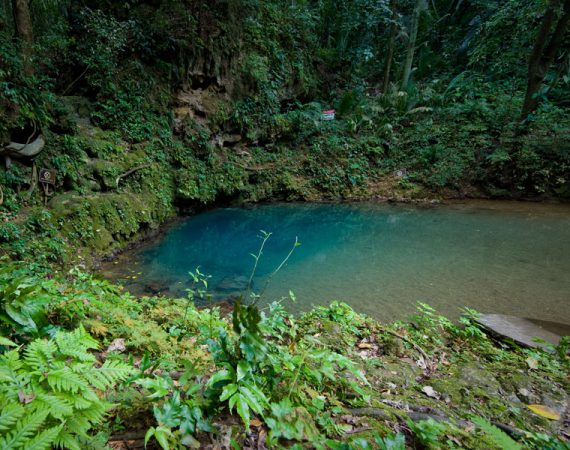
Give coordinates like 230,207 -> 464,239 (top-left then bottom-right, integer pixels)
116,164 -> 152,188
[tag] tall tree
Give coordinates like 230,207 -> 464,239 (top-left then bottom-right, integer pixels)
12,0 -> 34,76
401,0 -> 424,89
382,0 -> 398,93
521,0 -> 570,119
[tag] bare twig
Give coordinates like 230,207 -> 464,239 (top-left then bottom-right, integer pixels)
245,231 -> 272,300
257,236 -> 299,301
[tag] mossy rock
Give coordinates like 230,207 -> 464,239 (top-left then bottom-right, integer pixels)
48,191 -> 174,257
89,159 -> 122,190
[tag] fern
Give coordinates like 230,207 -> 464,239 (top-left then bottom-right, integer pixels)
47,367 -> 91,394
471,416 -> 523,450
33,394 -> 74,419
84,360 -> 133,390
54,430 -> 82,450
24,339 -> 57,372
0,327 -> 134,449
0,404 -> 25,431
24,425 -> 62,450
0,410 -> 49,449
54,325 -> 98,362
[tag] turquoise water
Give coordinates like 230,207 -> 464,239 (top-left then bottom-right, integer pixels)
102,201 -> 570,322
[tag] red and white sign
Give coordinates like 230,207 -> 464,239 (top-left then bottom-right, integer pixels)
321,109 -> 335,120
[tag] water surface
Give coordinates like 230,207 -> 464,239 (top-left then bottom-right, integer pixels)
101,201 -> 570,322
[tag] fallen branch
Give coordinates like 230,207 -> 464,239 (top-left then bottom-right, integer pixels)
0,185 -> 3,206
343,427 -> 374,436
116,164 -> 151,188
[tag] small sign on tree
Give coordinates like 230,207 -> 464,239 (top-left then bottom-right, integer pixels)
39,168 -> 56,185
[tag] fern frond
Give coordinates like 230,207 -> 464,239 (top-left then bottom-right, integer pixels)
63,415 -> 92,437
24,339 -> 57,372
24,424 -> 62,450
84,360 -> 134,390
0,409 -> 48,449
47,368 -> 90,394
69,394 -> 93,410
0,403 -> 25,432
472,416 -> 522,450
0,350 -> 24,383
75,399 -> 111,425
54,326 -> 97,362
33,393 -> 74,419
54,430 -> 82,450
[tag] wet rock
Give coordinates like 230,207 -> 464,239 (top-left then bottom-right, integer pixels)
458,364 -> 501,397
145,282 -> 168,295
475,314 -> 569,349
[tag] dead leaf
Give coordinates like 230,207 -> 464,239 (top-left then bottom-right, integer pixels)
526,357 -> 539,370
527,404 -> 560,420
421,386 -> 440,399
250,418 -> 263,427
18,391 -> 35,404
257,429 -> 267,450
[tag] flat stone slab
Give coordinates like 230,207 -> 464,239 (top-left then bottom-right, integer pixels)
475,314 -> 570,349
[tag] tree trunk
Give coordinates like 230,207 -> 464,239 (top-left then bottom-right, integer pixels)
401,0 -> 423,89
12,0 -> 34,76
521,0 -> 570,119
382,0 -> 398,94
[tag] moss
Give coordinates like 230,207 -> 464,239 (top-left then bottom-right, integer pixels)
89,158 -> 122,190
49,191 -> 175,258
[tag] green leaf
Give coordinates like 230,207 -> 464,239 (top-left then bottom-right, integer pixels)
236,360 -> 250,382
220,383 -> 238,402
135,377 -> 171,399
208,369 -> 233,387
239,385 -> 265,416
235,394 -> 251,429
154,426 -> 173,450
144,427 -> 156,447
0,337 -> 17,348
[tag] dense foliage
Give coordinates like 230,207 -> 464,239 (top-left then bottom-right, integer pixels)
0,0 -> 569,448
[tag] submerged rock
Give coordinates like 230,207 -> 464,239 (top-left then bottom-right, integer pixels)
216,276 -> 250,295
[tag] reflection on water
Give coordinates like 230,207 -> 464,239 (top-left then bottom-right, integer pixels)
101,201 -> 570,322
